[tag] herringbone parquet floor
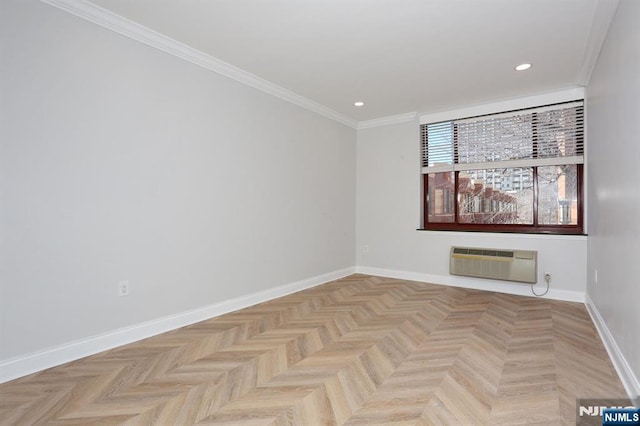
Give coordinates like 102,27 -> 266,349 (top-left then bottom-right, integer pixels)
0,275 -> 627,425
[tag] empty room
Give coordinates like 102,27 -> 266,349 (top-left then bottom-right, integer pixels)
1,0 -> 639,424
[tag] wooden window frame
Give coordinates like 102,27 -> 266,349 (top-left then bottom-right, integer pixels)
422,164 -> 584,234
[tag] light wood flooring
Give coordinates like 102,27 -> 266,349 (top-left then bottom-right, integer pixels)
0,274 -> 628,425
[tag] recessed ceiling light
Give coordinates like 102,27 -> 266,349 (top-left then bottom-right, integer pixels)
354,101 -> 364,107
515,63 -> 532,71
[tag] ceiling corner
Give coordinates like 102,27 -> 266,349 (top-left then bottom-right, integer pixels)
578,0 -> 620,86
357,112 -> 417,130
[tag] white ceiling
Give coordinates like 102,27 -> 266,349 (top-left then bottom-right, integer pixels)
85,0 -> 615,124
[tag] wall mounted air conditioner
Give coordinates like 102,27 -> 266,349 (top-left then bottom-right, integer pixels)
449,246 -> 537,283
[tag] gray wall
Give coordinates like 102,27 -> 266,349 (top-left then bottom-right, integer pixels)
586,0 -> 640,395
0,1 -> 356,360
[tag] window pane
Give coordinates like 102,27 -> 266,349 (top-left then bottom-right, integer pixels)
538,165 -> 578,225
457,168 -> 533,224
536,106 -> 584,158
427,172 -> 454,223
457,116 -> 534,164
425,122 -> 454,166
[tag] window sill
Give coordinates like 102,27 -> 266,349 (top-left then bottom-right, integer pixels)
416,228 -> 588,239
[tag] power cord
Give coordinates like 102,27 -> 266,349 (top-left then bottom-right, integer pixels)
531,273 -> 551,297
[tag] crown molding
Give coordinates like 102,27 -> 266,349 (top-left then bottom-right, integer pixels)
578,0 -> 619,86
419,87 -> 585,125
40,0 -> 358,129
357,112 -> 417,130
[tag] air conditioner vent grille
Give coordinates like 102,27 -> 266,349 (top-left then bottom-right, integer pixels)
453,247 -> 515,258
450,246 -> 537,283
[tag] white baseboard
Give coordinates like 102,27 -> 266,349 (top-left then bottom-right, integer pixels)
355,266 -> 585,303
585,294 -> 640,405
0,267 -> 355,384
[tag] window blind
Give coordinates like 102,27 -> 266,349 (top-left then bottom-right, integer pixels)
421,101 -> 584,173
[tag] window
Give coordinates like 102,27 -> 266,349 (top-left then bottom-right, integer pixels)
421,101 -> 584,234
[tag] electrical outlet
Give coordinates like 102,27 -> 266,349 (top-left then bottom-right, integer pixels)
118,280 -> 130,297
363,244 -> 370,254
